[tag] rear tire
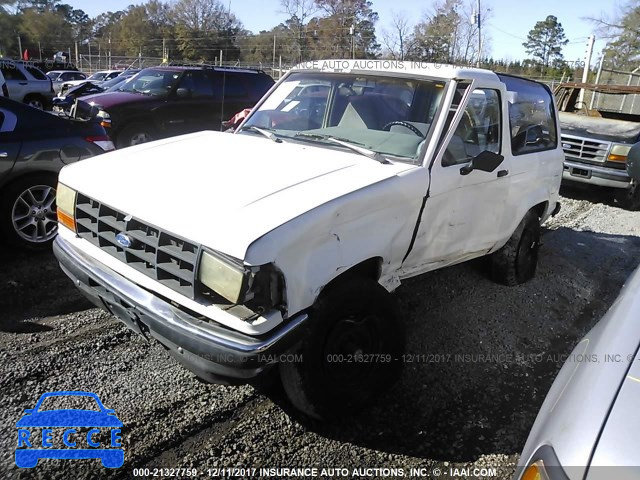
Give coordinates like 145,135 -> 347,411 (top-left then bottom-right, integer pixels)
615,182 -> 640,211
489,211 -> 541,286
0,174 -> 58,249
280,278 -> 404,420
116,123 -> 155,149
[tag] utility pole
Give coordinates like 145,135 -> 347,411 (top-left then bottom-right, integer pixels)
350,24 -> 355,59
17,35 -> 22,57
38,41 -> 42,61
74,40 -> 78,68
108,33 -> 112,69
476,0 -> 481,67
578,35 -> 595,108
272,34 -> 276,71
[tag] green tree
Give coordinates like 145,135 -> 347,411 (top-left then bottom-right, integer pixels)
311,0 -> 379,59
592,0 -> 640,68
172,0 -> 243,61
522,15 -> 568,70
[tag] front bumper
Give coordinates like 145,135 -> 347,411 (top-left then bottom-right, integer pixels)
53,235 -> 308,384
562,160 -> 631,189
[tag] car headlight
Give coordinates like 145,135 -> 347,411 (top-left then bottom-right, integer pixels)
198,250 -> 248,304
97,110 -> 111,129
608,143 -> 631,163
198,250 -> 286,314
521,460 -> 550,480
56,183 -> 77,232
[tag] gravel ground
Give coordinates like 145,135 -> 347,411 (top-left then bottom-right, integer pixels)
1,186 -> 639,480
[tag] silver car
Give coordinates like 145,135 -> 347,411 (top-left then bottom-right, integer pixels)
46,70 -> 87,94
0,59 -> 54,109
516,261 -> 640,480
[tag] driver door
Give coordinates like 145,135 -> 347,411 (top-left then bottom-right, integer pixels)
402,85 -> 511,273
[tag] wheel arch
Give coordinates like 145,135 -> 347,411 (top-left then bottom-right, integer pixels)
317,256 -> 383,299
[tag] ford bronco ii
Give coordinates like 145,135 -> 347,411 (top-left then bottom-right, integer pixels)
53,61 -> 563,419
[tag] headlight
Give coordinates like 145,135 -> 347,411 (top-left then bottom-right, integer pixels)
608,143 -> 631,163
198,250 -> 286,314
56,183 -> 76,232
198,250 -> 247,304
97,110 -> 111,129
521,460 -> 550,480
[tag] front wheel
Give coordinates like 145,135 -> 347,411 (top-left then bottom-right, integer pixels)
0,174 -> 58,249
116,123 -> 155,149
614,182 -> 640,211
280,278 -> 404,420
489,211 -> 541,286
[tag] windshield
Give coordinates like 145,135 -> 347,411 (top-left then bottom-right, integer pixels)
88,71 -> 110,81
46,71 -> 60,80
240,72 -> 447,162
101,75 -> 129,90
115,68 -> 181,96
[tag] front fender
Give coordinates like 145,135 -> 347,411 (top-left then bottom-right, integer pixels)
245,168 -> 428,316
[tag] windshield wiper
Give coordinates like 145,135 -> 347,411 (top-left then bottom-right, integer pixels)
294,132 -> 390,164
240,125 -> 282,143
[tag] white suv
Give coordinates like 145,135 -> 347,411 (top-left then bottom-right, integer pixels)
53,61 -> 563,419
0,59 -> 54,108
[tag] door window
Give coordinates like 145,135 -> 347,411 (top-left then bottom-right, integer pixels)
443,89 -> 501,166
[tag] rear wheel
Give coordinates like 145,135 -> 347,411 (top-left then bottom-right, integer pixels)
489,211 -> 541,286
615,182 -> 640,211
0,174 -> 58,249
116,123 -> 155,149
279,278 -> 404,420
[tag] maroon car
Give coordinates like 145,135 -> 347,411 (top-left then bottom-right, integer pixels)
80,66 -> 274,149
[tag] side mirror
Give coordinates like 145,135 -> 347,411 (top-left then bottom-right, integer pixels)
627,142 -> 640,181
175,87 -> 191,99
460,150 -> 504,175
525,125 -> 544,146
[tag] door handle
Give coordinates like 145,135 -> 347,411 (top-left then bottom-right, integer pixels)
497,169 -> 509,177
19,82 -> 28,85
0,152 -> 8,158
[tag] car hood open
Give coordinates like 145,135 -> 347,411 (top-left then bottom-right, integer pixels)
59,130 -> 415,260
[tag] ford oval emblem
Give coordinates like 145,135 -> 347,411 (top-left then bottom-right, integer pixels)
115,232 -> 134,248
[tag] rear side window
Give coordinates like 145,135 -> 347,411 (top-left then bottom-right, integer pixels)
24,66 -> 48,80
178,71 -> 214,98
214,73 -> 248,98
0,63 -> 26,81
498,74 -> 557,155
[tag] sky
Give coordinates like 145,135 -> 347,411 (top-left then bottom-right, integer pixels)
67,0 -> 619,63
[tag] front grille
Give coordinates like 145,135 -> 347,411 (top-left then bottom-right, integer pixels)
75,193 -> 200,299
561,134 -> 610,164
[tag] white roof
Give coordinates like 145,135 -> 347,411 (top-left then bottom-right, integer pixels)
290,59 -> 500,83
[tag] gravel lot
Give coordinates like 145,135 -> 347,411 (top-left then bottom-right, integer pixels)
1,186 -> 639,480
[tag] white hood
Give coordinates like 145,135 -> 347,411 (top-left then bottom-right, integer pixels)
60,131 -> 414,260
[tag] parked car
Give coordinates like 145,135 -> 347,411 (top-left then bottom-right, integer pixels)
0,69 -> 8,97
555,82 -> 640,210
46,70 -> 88,94
53,69 -> 141,113
79,65 -> 274,148
53,61 -> 563,420
58,69 -> 124,94
0,59 -> 54,109
516,252 -> 640,479
15,391 -> 124,468
0,96 -> 114,248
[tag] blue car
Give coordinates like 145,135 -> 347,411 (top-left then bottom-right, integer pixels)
15,391 -> 124,468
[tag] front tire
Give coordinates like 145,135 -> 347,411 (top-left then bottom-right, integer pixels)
0,174 -> 58,249
490,211 -> 541,286
280,278 -> 404,420
116,123 -> 155,149
615,182 -> 640,211
23,94 -> 44,110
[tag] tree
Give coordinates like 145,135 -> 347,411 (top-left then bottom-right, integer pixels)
588,0 -> 640,69
381,11 -> 413,60
312,0 -> 379,58
523,15 -> 568,70
280,0 -> 317,62
172,0 -> 244,61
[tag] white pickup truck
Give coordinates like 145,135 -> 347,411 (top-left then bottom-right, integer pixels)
54,61 -> 563,419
